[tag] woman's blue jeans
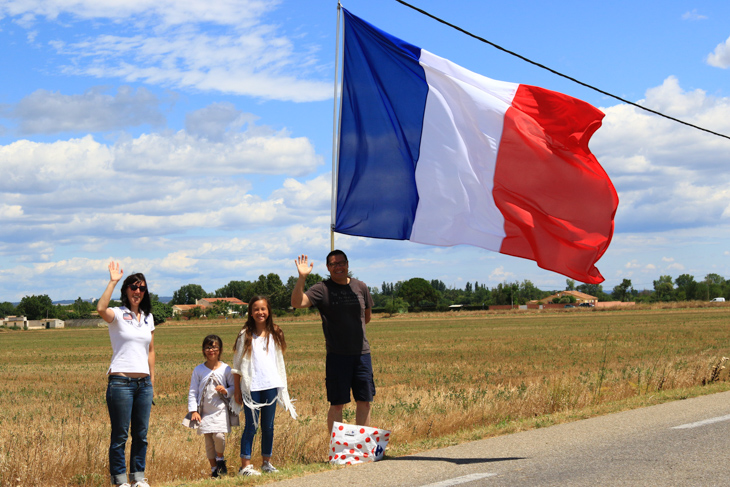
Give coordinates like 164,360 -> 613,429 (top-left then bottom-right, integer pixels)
106,376 -> 153,485
241,388 -> 278,459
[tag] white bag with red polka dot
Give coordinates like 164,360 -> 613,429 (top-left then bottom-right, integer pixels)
329,421 -> 391,465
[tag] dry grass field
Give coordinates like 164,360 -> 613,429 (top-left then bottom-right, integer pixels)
2,304 -> 730,486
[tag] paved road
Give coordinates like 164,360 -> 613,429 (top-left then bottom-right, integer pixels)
272,391 -> 730,486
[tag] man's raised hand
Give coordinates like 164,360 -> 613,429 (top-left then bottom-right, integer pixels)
295,255 -> 313,278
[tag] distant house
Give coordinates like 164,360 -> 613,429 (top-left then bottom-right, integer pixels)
197,297 -> 247,315
541,290 -> 597,305
196,297 -> 247,308
171,304 -> 204,317
3,316 -> 28,328
2,316 -> 64,329
28,319 -> 65,329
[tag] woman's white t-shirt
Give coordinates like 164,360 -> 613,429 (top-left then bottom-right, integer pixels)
107,306 -> 155,375
250,334 -> 284,391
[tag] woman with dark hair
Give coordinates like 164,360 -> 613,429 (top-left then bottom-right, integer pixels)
97,261 -> 155,487
231,295 -> 296,476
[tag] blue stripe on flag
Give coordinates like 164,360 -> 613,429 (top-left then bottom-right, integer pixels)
335,9 -> 429,240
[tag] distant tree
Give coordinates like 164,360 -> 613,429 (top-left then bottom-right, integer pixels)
215,280 -> 251,301
612,279 -> 634,302
652,275 -> 674,302
245,273 -> 287,309
704,273 -> 725,301
188,306 -> 204,319
673,274 -> 696,301
398,278 -> 440,310
0,301 -> 16,318
566,279 -> 576,291
209,299 -> 230,317
285,273 -> 323,297
384,297 -> 409,316
492,282 -> 520,306
74,297 -> 94,318
430,279 -> 447,293
576,283 -> 610,301
150,294 -> 172,325
704,273 -> 725,286
16,294 -> 55,320
472,284 -> 491,307
519,280 -> 546,302
170,284 -> 208,305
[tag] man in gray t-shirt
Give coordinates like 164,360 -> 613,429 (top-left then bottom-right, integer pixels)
291,250 -> 375,433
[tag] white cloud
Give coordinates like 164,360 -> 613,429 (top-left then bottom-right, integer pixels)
185,102 -> 254,141
682,10 -> 707,21
707,36 -> 730,68
593,76 -> 730,233
0,112 -> 325,246
270,174 -> 331,210
1,0 -> 276,28
114,129 -> 322,176
3,0 -> 330,101
54,30 -> 329,101
5,86 -> 169,134
489,266 -> 515,282
0,136 -> 114,193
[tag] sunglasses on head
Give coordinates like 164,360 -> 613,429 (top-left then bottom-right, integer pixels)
129,284 -> 147,292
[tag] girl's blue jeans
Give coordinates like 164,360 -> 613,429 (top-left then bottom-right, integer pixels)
241,388 -> 278,459
106,376 -> 153,485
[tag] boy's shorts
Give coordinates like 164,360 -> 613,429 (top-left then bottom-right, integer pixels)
326,353 -> 375,405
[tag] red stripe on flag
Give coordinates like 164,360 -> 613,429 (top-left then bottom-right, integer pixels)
493,84 -> 618,284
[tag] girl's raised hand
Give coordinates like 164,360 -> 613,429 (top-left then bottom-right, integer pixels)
108,261 -> 123,282
294,255 -> 313,278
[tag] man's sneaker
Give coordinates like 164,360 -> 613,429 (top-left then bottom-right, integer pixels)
261,461 -> 278,473
238,465 -> 261,476
132,481 -> 150,487
216,459 -> 228,476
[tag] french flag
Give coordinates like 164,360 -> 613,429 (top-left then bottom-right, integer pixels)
335,9 -> 618,284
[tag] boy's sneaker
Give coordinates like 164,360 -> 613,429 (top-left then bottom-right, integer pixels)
238,465 -> 261,476
216,459 -> 228,476
132,481 -> 150,487
261,461 -> 278,473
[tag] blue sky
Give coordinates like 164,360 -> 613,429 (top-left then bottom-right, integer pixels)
2,0 -> 730,301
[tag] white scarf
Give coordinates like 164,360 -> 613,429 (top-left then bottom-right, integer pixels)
230,330 -> 297,420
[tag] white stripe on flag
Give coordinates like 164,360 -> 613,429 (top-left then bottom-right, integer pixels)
410,49 -> 515,249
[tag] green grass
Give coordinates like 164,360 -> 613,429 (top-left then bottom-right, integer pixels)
2,306 -> 730,486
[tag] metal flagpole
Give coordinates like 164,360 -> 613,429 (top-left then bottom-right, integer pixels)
330,1 -> 344,252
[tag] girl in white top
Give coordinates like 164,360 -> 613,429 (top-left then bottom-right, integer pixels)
188,334 -> 235,478
97,261 -> 155,487
232,295 -> 296,476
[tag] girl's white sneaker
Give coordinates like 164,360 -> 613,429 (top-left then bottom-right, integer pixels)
261,461 -> 278,473
238,465 -> 261,476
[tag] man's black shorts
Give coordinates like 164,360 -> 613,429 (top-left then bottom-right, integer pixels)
325,353 -> 375,405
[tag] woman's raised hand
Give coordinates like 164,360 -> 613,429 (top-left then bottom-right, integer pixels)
295,255 -> 313,278
108,261 -> 123,282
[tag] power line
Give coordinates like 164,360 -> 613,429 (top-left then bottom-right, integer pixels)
395,0 -> 730,141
